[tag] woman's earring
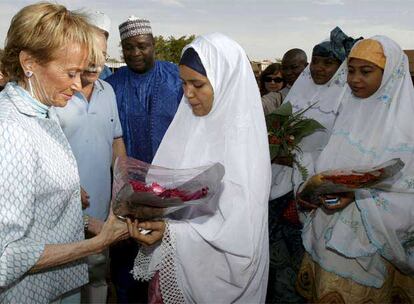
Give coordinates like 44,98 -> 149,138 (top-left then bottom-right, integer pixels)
25,70 -> 34,97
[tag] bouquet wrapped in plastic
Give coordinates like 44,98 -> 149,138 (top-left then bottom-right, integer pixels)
112,156 -> 225,221
298,158 -> 404,204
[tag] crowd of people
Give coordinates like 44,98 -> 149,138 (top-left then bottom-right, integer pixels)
0,2 -> 413,304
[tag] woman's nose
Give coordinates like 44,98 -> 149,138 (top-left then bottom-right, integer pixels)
349,74 -> 361,84
313,64 -> 323,72
184,86 -> 194,99
71,73 -> 82,91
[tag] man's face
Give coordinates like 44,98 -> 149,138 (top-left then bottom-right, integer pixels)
282,55 -> 307,86
81,33 -> 107,86
122,34 -> 155,74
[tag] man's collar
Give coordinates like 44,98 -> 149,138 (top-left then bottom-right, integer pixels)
94,79 -> 105,91
127,61 -> 156,76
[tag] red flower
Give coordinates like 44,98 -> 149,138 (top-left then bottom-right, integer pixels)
271,119 -> 280,130
322,170 -> 384,188
129,180 -> 209,202
269,135 -> 281,145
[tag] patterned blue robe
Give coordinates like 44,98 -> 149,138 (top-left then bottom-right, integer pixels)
107,61 -> 183,163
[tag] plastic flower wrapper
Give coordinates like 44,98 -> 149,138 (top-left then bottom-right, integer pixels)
298,158 -> 404,204
266,101 -> 325,179
112,156 -> 225,221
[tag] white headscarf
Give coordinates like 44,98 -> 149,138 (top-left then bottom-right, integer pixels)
286,63 -> 349,156
147,33 -> 271,303
270,60 -> 350,199
302,36 -> 414,288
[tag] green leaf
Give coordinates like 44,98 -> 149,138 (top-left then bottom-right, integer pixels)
282,141 -> 290,154
265,113 -> 278,126
269,144 -> 280,160
295,160 -> 309,180
273,102 -> 293,116
293,119 -> 325,141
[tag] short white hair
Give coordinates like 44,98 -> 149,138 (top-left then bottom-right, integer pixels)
88,11 -> 111,35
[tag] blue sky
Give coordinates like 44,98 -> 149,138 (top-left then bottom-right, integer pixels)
1,0 -> 414,61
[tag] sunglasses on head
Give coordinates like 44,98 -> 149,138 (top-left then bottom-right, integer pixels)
264,76 -> 283,83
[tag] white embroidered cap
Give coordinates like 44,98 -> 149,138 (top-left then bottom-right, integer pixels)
119,15 -> 152,41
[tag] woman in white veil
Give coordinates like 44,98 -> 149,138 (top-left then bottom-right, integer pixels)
266,27 -> 360,303
296,36 -> 414,302
271,26 -> 359,200
127,33 -> 271,303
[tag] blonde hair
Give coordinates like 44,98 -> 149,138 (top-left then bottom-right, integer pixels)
1,2 -> 103,82
90,26 -> 107,67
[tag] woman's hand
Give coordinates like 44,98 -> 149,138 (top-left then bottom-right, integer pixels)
96,212 -> 129,249
321,192 -> 355,210
126,218 -> 165,247
88,217 -> 104,236
80,187 -> 90,209
296,192 -> 355,211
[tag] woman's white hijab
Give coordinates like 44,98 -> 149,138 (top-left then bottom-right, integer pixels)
149,33 -> 271,303
271,58 -> 350,199
286,63 -> 349,158
302,36 -> 414,287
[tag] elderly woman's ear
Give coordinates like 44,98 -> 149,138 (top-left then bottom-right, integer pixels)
18,50 -> 37,76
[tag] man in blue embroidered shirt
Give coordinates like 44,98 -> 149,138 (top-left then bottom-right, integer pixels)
106,16 -> 182,163
106,16 -> 182,303
51,27 -> 127,304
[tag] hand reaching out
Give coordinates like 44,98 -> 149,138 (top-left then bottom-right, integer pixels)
97,212 -> 129,248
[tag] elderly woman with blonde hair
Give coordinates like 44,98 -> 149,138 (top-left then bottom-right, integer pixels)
0,2 -> 128,303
